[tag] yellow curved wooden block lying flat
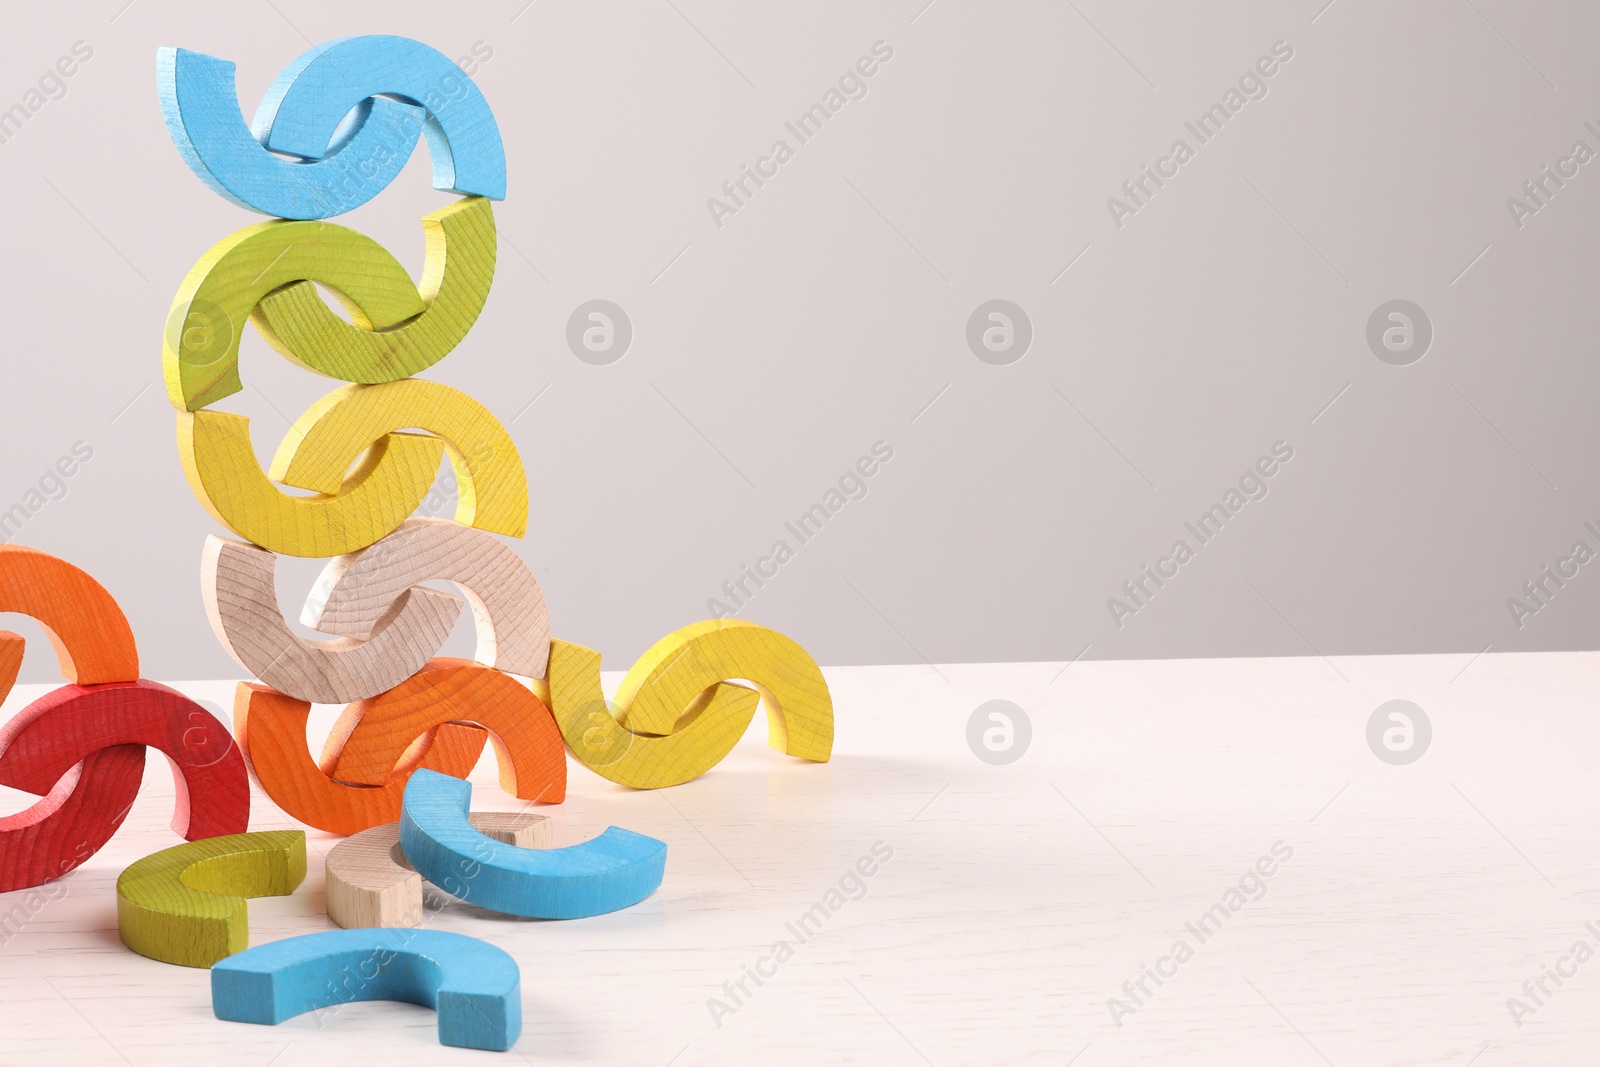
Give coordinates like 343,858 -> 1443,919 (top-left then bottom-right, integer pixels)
270,379 -> 527,538
164,220 -> 425,411
254,198 -> 496,384
116,830 -> 306,968
305,518 -> 550,678
177,410 -> 445,558
325,813 -> 551,929
201,535 -> 462,704
539,639 -> 761,789
611,619 -> 834,762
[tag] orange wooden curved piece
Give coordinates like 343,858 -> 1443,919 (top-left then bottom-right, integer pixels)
0,545 -> 139,683
233,682 -> 489,836
321,658 -> 565,805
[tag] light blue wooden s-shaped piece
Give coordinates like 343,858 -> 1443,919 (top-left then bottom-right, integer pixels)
157,47 -> 425,219
251,36 -> 507,200
211,928 -> 521,1051
400,769 -> 667,919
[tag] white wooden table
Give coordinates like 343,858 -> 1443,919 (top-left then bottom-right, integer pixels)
0,653 -> 1594,1065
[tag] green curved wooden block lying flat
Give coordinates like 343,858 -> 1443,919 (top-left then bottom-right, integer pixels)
116,831 -> 306,968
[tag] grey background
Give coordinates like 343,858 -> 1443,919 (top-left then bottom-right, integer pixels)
0,0 -> 1593,682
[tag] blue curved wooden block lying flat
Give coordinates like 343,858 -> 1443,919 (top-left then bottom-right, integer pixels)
157,47 -> 424,220
211,928 -> 521,1052
252,36 -> 506,201
401,769 -> 667,919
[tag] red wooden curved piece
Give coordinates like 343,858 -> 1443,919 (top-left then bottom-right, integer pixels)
0,680 -> 248,839
0,746 -> 145,892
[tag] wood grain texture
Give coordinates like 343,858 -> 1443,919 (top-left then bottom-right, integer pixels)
201,535 -> 460,704
0,680 -> 248,840
177,411 -> 444,558
612,619 -> 834,762
0,544 -> 139,684
540,638 -> 760,789
232,682 -> 487,836
252,36 -> 507,200
320,659 -> 565,804
401,770 -> 664,919
325,812 -> 551,929
157,47 -> 424,220
270,379 -> 527,539
211,928 -> 521,1051
304,518 -> 550,678
163,217 -> 425,411
255,198 -> 495,382
0,745 -> 144,892
116,830 -> 306,968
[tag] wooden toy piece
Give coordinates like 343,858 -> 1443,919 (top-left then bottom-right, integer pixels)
540,639 -> 760,789
0,745 -> 145,892
321,659 -> 565,804
116,830 -> 306,968
0,680 -> 248,840
0,631 -> 25,697
232,682 -> 487,836
304,518 -> 550,679
211,928 -> 521,1051
157,47 -> 424,220
255,198 -> 495,383
163,217 -> 424,411
202,536 -> 460,704
325,812 -> 551,929
401,770 -> 665,919
253,36 -> 507,200
0,544 -> 140,683
271,379 -> 528,539
614,619 -> 834,762
177,411 -> 445,558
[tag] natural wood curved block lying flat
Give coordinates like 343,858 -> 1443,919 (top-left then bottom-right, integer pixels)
177,411 -> 445,558
304,518 -> 550,678
157,47 -> 424,221
541,639 -> 759,789
255,198 -> 495,381
233,682 -> 487,836
325,812 -> 551,929
202,535 -> 460,704
401,770 -> 664,919
271,379 -> 527,538
0,544 -> 140,683
0,679 -> 248,840
613,619 -> 834,762
116,830 -> 306,968
0,746 -> 145,892
321,658 -> 565,804
163,218 -> 425,411
253,36 -> 507,200
211,928 -> 521,1051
